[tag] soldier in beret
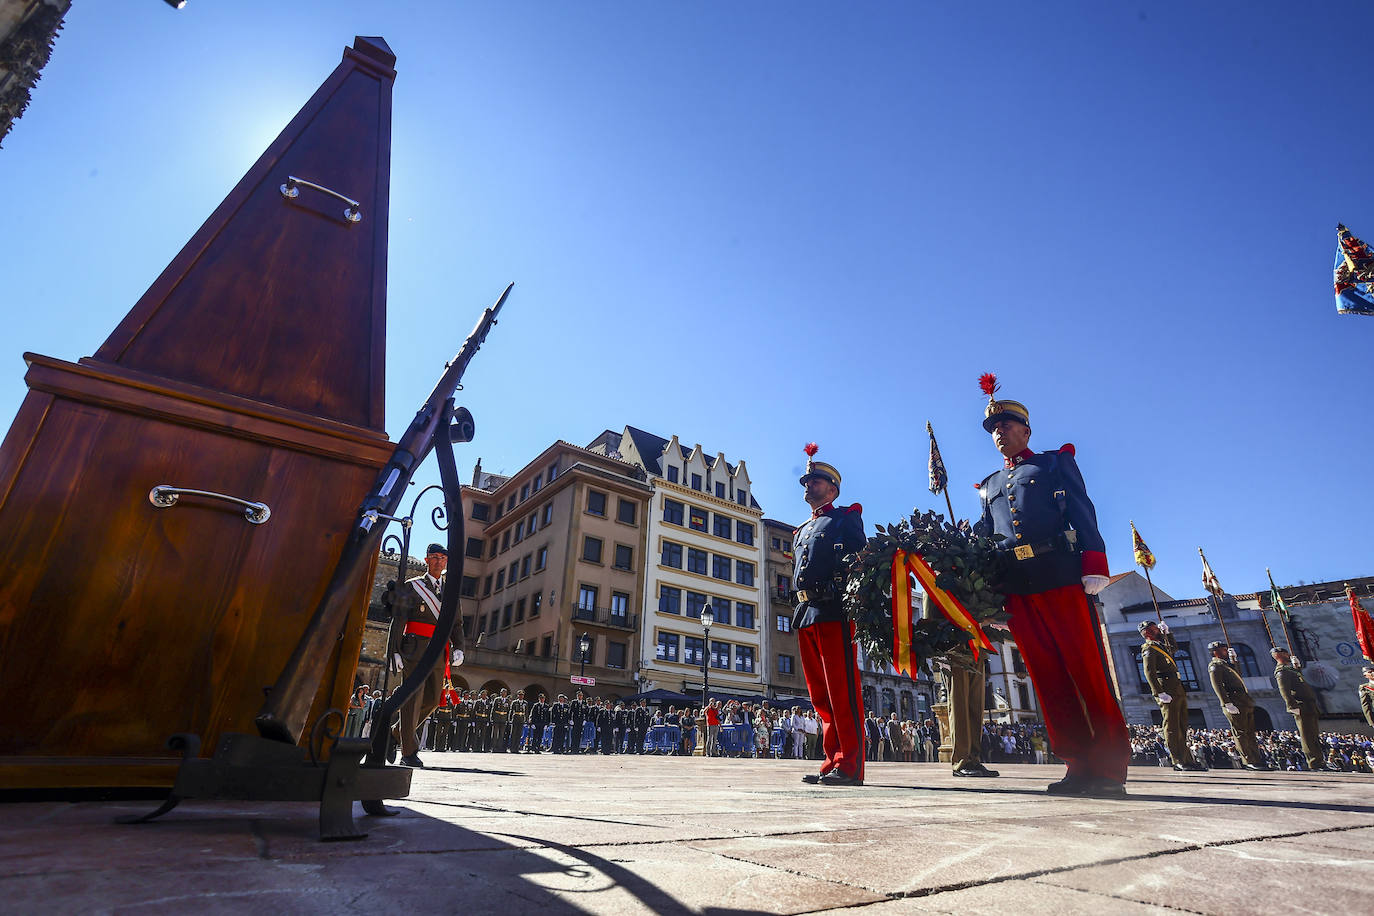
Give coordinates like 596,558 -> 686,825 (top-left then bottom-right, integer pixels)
1140,620 -> 1205,771
793,443 -> 868,787
387,543 -> 463,768
973,376 -> 1129,797
1207,640 -> 1268,770
1271,647 -> 1332,771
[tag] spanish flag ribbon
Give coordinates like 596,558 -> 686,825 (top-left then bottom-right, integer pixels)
890,548 -> 995,676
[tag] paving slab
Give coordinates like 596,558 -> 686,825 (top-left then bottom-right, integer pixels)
1,757 -> 1369,914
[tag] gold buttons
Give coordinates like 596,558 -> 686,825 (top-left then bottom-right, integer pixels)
1015,534 -> 1023,540
1013,520 -> 1021,526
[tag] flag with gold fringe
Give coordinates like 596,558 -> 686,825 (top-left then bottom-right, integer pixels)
1130,521 -> 1155,570
1267,568 -> 1291,623
1199,548 -> 1225,599
1348,585 -> 1374,663
926,422 -> 948,495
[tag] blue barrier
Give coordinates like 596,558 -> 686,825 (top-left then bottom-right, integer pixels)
646,725 -> 681,754
715,724 -> 752,756
770,727 -> 786,757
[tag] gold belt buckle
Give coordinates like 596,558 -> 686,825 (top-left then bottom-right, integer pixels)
1013,545 -> 1035,560
797,589 -> 812,602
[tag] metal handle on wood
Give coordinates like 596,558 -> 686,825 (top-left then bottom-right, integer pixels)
279,175 -> 362,223
148,485 -> 271,525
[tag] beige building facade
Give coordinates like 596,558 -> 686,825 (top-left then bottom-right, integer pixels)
763,517 -> 808,699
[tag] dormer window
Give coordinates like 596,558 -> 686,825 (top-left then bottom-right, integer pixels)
666,465 -> 679,483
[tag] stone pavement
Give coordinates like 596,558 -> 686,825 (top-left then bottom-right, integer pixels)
2,754 -> 1371,915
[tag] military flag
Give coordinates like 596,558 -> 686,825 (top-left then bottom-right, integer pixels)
1348,585 -> 1374,663
1130,521 -> 1155,570
1334,223 -> 1374,316
1199,548 -> 1225,598
926,421 -> 948,495
1267,568 -> 1290,623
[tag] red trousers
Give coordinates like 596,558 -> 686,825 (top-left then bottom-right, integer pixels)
798,619 -> 866,779
1006,584 -> 1129,782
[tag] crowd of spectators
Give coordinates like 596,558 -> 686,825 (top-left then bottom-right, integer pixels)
1129,724 -> 1373,773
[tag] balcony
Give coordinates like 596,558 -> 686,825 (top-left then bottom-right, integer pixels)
570,604 -> 639,631
464,644 -> 560,677
771,588 -> 797,605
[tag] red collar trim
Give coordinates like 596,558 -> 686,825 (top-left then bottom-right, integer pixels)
811,502 -> 835,519
1004,449 -> 1034,470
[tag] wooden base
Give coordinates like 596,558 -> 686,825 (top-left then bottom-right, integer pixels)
0,756 -> 181,793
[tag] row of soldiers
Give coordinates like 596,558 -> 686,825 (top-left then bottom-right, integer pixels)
427,687 -> 659,755
1138,619 -> 1349,772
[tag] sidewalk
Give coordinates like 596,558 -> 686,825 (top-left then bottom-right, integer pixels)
2,754 -> 1370,914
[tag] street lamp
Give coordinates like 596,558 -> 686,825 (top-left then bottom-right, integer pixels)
578,632 -> 590,678
700,604 -> 714,709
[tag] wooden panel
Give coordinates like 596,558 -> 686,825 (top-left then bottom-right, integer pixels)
0,380 -> 380,760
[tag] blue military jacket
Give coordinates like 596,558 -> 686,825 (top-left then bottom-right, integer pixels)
792,503 -> 866,628
973,446 -> 1106,595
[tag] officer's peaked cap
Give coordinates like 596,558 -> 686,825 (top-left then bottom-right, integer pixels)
979,372 -> 1030,433
1137,620 -> 1157,633
799,442 -> 841,490
426,542 -> 447,556
1207,641 -> 1226,652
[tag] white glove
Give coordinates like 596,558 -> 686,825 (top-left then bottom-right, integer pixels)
1157,692 -> 1173,704
451,648 -> 465,667
1157,621 -> 1170,634
1224,703 -> 1239,715
1081,575 -> 1109,595
392,652 -> 404,673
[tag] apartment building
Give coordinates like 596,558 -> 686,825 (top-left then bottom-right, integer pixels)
762,517 -> 808,699
587,427 -> 767,699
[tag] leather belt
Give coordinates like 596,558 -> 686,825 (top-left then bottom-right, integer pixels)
405,621 -> 437,637
1008,530 -> 1078,561
795,588 -> 836,603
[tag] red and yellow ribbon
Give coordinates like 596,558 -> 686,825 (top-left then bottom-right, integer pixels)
891,548 -> 995,676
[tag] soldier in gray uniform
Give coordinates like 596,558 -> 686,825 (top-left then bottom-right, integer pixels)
1271,647 -> 1332,771
1206,641 -> 1268,770
1139,620 -> 1204,771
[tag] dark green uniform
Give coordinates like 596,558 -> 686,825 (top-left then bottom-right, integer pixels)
491,693 -> 510,752
453,694 -> 471,751
1274,663 -> 1324,770
470,694 -> 490,752
1142,634 -> 1198,767
1208,657 -> 1262,767
941,643 -> 989,773
1360,682 -> 1374,729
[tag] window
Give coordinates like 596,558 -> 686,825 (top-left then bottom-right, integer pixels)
494,503 -> 504,521
689,506 -> 707,531
610,592 -> 629,623
710,641 -> 730,669
1234,643 -> 1262,677
501,530 -> 511,552
662,541 -> 683,568
465,537 -> 484,559
520,483 -> 529,502
520,554 -> 531,578
736,521 -> 755,546
532,473 -> 542,492
460,575 -> 478,597
686,547 -> 707,575
690,473 -> 703,491
477,613 -> 487,634
663,498 -> 684,525
501,603 -> 513,628
530,593 -> 541,618
685,591 -> 707,619
548,461 -> 559,481
527,511 -> 537,534
578,585 -> 598,612
541,634 -> 552,657
617,499 -> 637,524
736,489 -> 747,505
666,465 -> 679,483
582,535 -> 603,564
715,482 -> 726,499
775,574 -> 791,597
508,494 -> 516,510
606,641 -> 627,669
735,602 -> 755,629
713,513 -> 731,539
713,599 -> 731,626
509,561 -> 518,583
488,613 -> 499,635
683,636 -> 704,665
657,632 -> 681,662
542,503 -> 553,526
514,521 -> 524,542
1017,682 -> 1031,710
471,503 -> 490,521
579,634 -> 595,662
735,646 -> 755,673
778,654 -> 795,675
515,597 -> 526,622
712,555 -> 731,581
495,569 -> 505,591
770,537 -> 781,550
776,614 -> 792,632
587,490 -> 607,516
735,561 -> 755,586
614,544 -> 633,570
1011,648 -> 1026,675
489,538 -> 499,558
659,585 -> 682,615
1175,644 -> 1202,692
482,575 -> 493,597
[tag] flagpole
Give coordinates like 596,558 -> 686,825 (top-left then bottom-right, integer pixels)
1199,548 -> 1233,652
1266,567 -> 1296,656
942,488 -> 956,527
1142,566 -> 1164,624
1131,521 -> 1163,623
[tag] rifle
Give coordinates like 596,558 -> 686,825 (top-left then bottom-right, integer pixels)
255,283 -> 513,746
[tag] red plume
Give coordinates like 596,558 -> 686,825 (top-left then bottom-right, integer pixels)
978,373 -> 999,397
803,442 -> 819,457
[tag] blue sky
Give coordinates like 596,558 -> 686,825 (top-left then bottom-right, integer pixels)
2,2 -> 1369,599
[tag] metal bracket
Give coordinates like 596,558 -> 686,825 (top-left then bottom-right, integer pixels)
149,485 -> 271,525
280,175 -> 362,223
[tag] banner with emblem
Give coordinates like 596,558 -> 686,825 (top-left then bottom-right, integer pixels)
1199,548 -> 1225,599
1348,585 -> 1374,662
926,422 -> 948,495
1267,568 -> 1291,623
1130,521 -> 1155,570
1335,223 -> 1374,316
